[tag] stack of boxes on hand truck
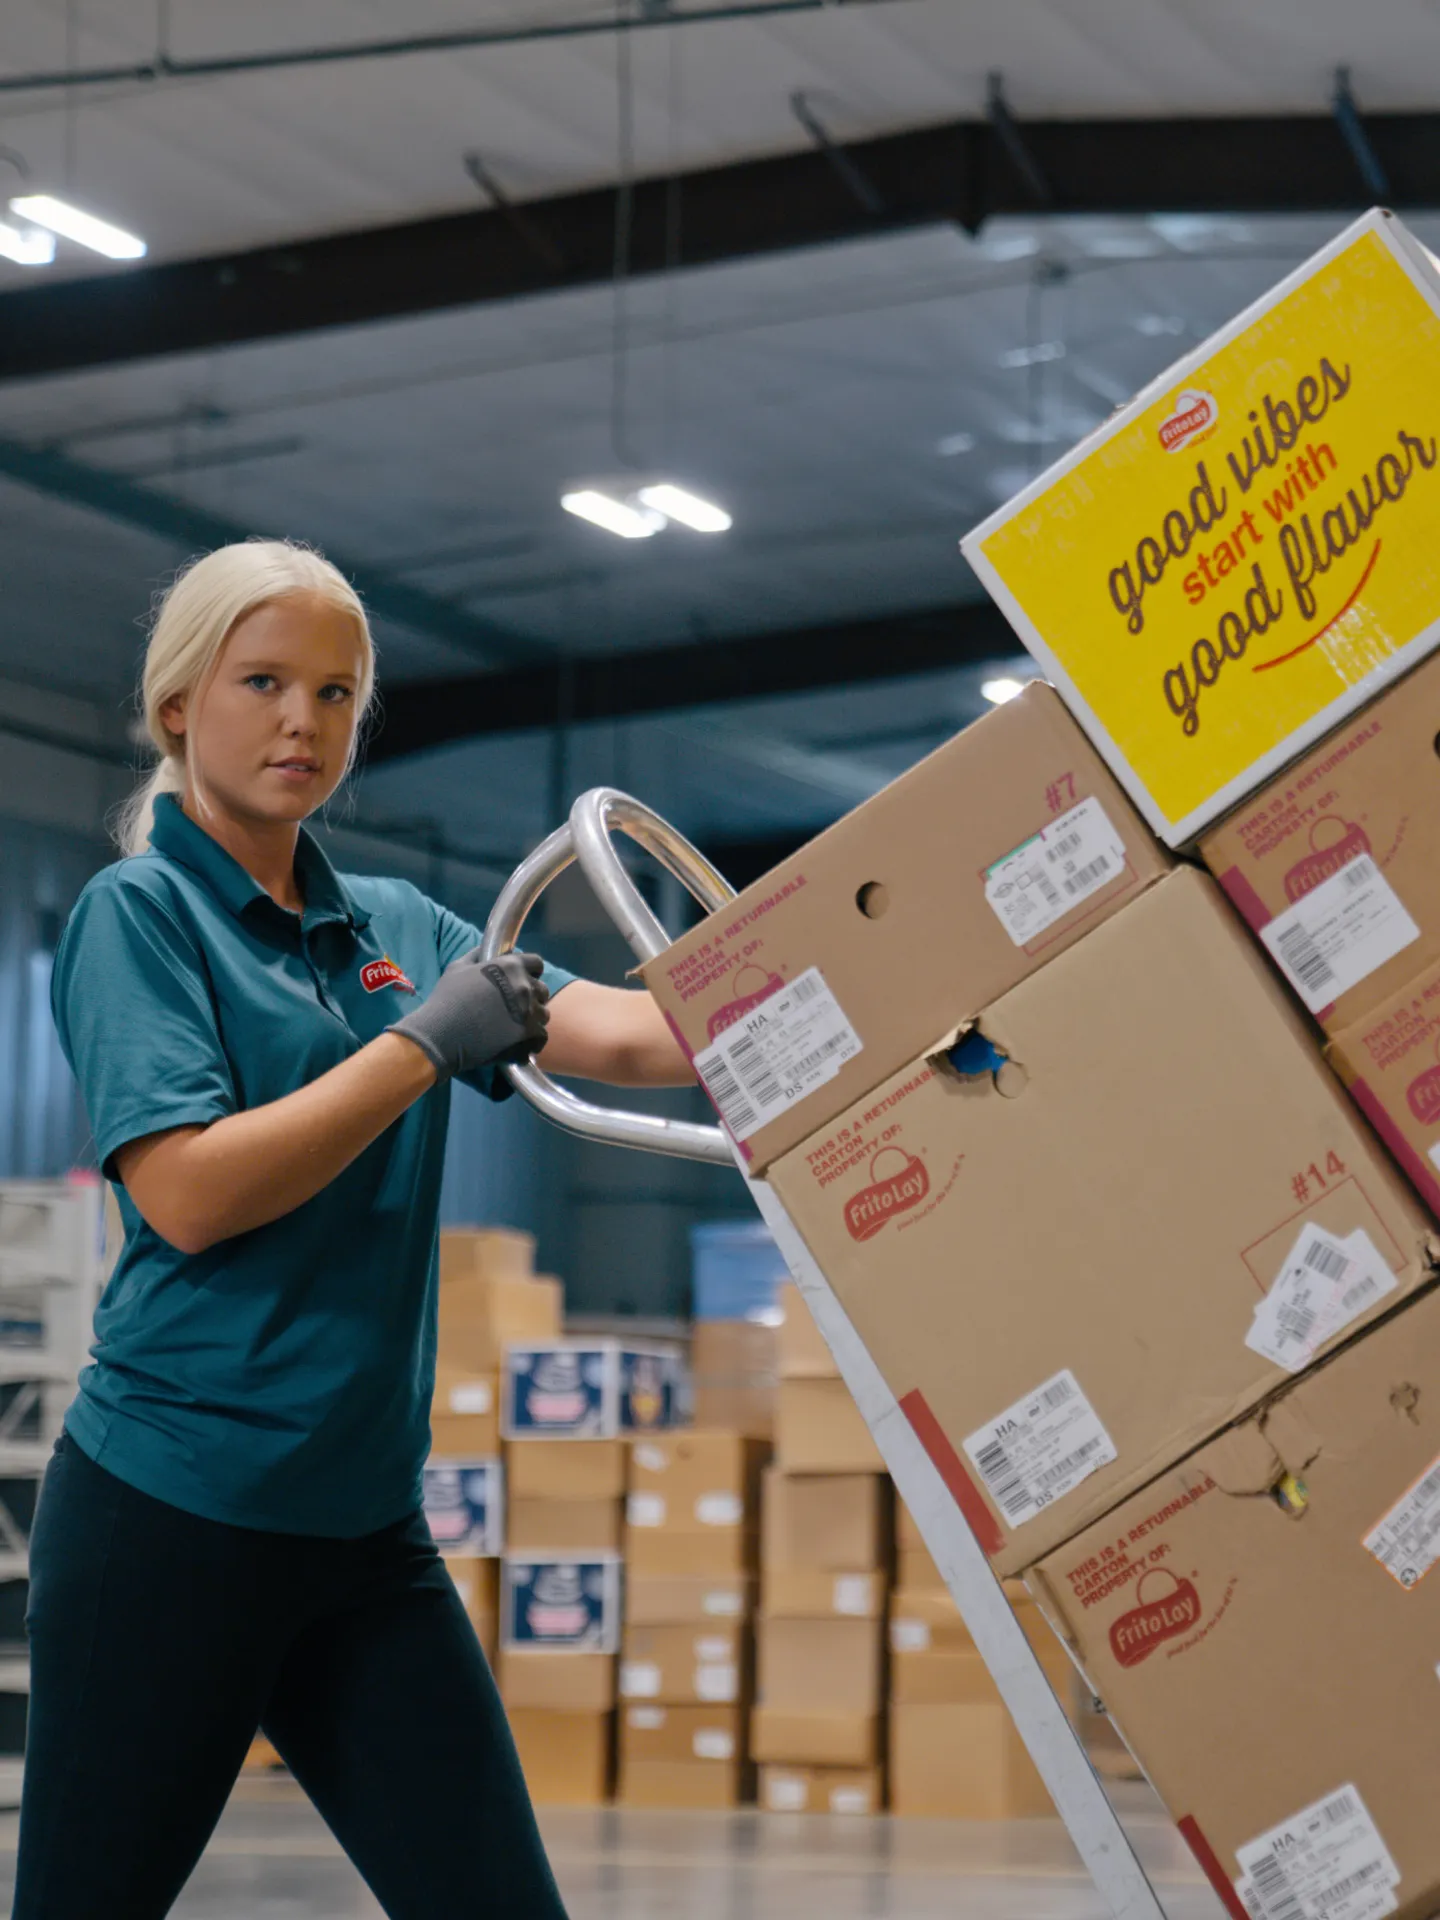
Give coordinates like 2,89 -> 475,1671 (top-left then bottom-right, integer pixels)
643,210 -> 1440,1909
753,1282 -> 889,1814
498,1328 -> 681,1806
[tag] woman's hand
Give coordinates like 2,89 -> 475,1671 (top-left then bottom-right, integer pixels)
389,950 -> 550,1082
542,981 -> 693,1087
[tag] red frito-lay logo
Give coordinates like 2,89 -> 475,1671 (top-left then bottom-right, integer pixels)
1408,1060 -> 1440,1126
1108,1569 -> 1201,1668
1283,818 -> 1371,904
1157,389 -> 1218,454
844,1145 -> 930,1242
706,964 -> 785,1041
360,955 -> 417,995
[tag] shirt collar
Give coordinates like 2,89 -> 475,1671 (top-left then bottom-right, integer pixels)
148,794 -> 371,933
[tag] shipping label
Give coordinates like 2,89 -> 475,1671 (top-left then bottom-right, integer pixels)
1260,856 -> 1419,1013
1236,1785 -> 1399,1920
693,1728 -> 735,1761
984,797 -> 1128,946
1364,1450 -> 1440,1590
627,1493 -> 665,1529
694,1663 -> 738,1701
695,1493 -> 743,1527
766,1774 -> 807,1811
963,1369 -> 1118,1531
619,1661 -> 661,1698
692,967 -> 863,1143
1247,1225 -> 1395,1373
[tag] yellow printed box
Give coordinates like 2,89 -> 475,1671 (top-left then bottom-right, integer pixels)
962,209 -> 1440,846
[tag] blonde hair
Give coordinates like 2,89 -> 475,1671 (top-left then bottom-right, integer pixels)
119,539 -> 375,857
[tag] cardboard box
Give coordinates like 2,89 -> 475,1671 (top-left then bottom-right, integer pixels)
619,1757 -> 745,1810
619,1702 -> 744,1766
501,1554 -> 622,1652
760,1765 -> 881,1814
891,1639 -> 1071,1707
446,1555 -> 499,1663
438,1266 -> 559,1375
777,1281 -> 836,1379
642,681 -> 1170,1173
508,1709 -> 612,1806
750,1708 -> 878,1768
627,1430 -> 767,1531
1200,650 -> 1440,1032
503,1340 -> 683,1439
775,1378 -> 883,1474
1329,956 -> 1440,1220
896,1502 -> 926,1553
762,1468 -> 888,1569
499,1650 -> 616,1712
439,1227 -> 535,1284
506,1439 -> 628,1501
1028,1283 -> 1440,1920
756,1616 -> 883,1716
624,1572 -> 756,1627
619,1623 -> 747,1705
625,1527 -> 757,1579
963,210 -> 1440,847
889,1590 -> 973,1655
762,1566 -> 888,1620
895,1544 -> 944,1594
422,1458 -> 504,1556
768,868 -> 1439,1574
429,1367 -> 501,1457
691,1321 -> 778,1439
507,1497 -> 623,1554
890,1703 -> 1054,1818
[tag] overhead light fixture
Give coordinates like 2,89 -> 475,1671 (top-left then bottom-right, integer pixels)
998,340 -> 1065,370
981,675 -> 1031,706
10,194 -> 147,260
0,220 -> 55,266
635,484 -> 731,534
936,431 -> 977,457
560,490 -> 664,539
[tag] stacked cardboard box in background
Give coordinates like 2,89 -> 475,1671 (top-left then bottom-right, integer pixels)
689,1221 -> 786,1439
752,1282 -> 889,1809
428,1228 -> 560,1666
618,1428 -> 768,1808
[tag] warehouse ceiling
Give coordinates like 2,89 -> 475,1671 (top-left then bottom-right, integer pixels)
2,1 -> 1438,862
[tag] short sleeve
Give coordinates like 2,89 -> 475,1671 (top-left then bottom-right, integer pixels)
425,896 -> 576,1103
52,879 -> 237,1180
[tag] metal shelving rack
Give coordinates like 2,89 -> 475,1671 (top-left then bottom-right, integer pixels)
0,1177 -> 107,1806
482,788 -> 1171,1920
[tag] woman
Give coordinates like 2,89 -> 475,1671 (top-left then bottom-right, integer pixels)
18,539 -> 692,1919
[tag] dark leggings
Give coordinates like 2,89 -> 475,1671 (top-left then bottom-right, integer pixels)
13,1435 -> 569,1919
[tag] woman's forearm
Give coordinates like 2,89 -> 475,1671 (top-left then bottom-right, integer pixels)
116,1034 -> 438,1253
544,981 -> 694,1087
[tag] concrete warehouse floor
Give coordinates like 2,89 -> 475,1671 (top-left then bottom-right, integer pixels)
0,1777 -> 1228,1918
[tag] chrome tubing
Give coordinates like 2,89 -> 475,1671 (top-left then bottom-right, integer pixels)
479,790 -> 735,1165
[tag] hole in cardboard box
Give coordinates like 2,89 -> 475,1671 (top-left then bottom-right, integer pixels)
943,1031 -> 1028,1099
1391,1383 -> 1422,1425
856,882 -> 889,920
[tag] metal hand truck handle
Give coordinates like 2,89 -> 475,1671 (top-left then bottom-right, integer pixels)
479,787 -> 735,1165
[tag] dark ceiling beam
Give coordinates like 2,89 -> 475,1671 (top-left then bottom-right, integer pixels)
0,435 -> 543,666
2,109 -> 1439,383
365,601 -> 1012,762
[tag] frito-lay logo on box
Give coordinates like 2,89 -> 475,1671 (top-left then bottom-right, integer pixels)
1159,389 -> 1219,454
1408,1045 -> 1440,1125
1108,1568 -> 1202,1668
1283,817 -> 1372,902
706,964 -> 785,1041
360,955 -> 416,994
844,1145 -> 929,1241
966,215 -> 1440,842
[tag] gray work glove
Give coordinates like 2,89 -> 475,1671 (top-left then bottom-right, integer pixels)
389,950 -> 550,1083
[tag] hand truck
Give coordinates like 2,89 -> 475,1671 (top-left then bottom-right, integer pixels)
482,786 -> 1170,1920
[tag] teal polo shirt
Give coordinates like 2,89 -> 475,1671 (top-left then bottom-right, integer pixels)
51,794 -> 573,1538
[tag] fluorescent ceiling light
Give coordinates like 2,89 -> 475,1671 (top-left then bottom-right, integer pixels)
10,194 -> 146,260
0,221 -> 55,266
936,431 -> 976,457
981,675 -> 1030,706
636,484 -> 731,533
561,490 -> 663,539
1134,313 -> 1185,338
978,233 -> 1038,262
998,340 -> 1065,370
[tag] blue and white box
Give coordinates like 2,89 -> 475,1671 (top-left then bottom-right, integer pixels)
502,1554 -> 623,1652
502,1339 -> 684,1439
422,1457 -> 505,1557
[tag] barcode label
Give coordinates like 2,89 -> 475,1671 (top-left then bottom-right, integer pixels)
984,797 -> 1127,946
1261,855 -> 1419,1014
693,967 -> 863,1144
1237,1785 -> 1398,1920
1365,1450 -> 1440,1590
1248,1226 -> 1396,1374
963,1368 -> 1117,1533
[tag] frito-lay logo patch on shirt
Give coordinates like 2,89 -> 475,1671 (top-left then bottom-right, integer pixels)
360,956 -> 417,994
